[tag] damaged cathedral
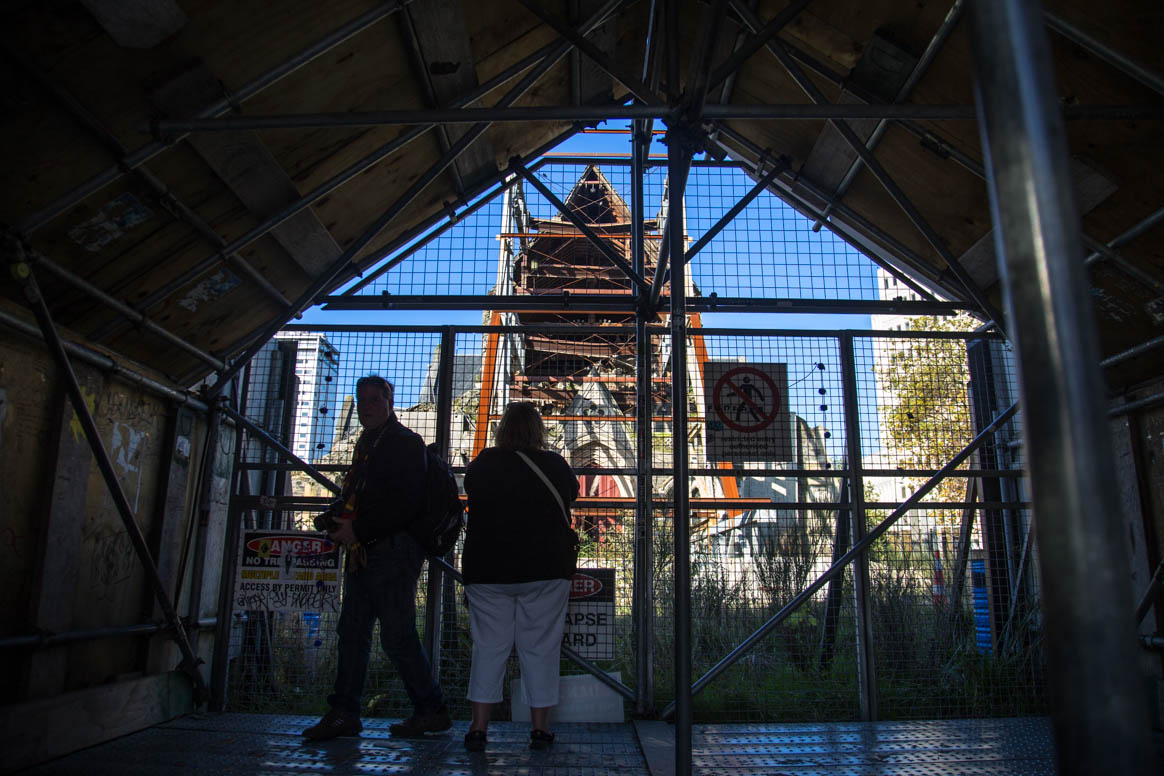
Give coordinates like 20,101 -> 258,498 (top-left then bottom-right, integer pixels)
304,165 -> 837,580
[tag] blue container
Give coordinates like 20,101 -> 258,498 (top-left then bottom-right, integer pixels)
303,612 -> 322,645
970,559 -> 992,654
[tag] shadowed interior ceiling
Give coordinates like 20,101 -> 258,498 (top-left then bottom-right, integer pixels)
2,0 -> 1161,390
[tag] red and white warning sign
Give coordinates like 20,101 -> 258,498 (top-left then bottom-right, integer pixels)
703,362 -> 792,462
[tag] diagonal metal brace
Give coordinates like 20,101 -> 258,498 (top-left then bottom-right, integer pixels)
518,0 -> 663,107
684,159 -> 787,264
219,405 -> 340,495
660,399 -> 1020,720
510,159 -> 651,294
6,245 -> 209,703
727,0 -> 1008,333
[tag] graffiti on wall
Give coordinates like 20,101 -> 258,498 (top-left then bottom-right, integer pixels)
110,421 -> 147,512
68,386 -> 98,444
87,528 -> 135,601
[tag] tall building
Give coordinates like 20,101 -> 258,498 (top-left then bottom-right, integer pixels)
272,332 -> 341,463
870,267 -> 923,333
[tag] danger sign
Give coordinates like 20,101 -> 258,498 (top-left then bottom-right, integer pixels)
563,568 -> 614,660
704,362 -> 792,462
234,529 -> 341,614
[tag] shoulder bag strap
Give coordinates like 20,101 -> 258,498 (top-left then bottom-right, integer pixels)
514,450 -> 570,528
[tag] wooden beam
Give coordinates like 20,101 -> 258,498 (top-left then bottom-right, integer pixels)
796,34 -> 917,203
573,0 -> 617,105
405,0 -> 495,188
151,66 -> 342,277
958,157 -> 1118,290
79,0 -> 186,49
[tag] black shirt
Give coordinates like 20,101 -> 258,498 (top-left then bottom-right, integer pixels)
462,447 -> 580,584
345,416 -> 426,546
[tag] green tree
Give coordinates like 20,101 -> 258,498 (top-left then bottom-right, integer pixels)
879,314 -> 978,531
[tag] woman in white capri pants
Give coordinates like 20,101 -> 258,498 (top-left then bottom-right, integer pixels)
461,402 -> 580,752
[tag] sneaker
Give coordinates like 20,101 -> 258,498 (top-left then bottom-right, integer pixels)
302,709 -> 362,740
389,706 -> 452,737
529,729 -> 554,750
464,729 -> 487,752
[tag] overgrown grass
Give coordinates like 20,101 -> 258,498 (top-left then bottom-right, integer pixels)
228,520 -> 1046,723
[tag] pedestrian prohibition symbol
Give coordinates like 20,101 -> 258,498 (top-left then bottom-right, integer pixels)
712,366 -> 781,432
703,362 -> 792,463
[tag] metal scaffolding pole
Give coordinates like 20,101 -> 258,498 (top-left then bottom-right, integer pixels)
840,334 -> 877,720
7,254 -> 208,702
683,0 -> 726,123
149,101 -> 1160,134
631,118 -> 656,716
343,173 -> 525,295
1044,11 -> 1164,99
968,1 -> 1158,773
323,293 -> 969,315
423,327 -> 456,679
684,161 -> 786,263
705,0 -> 812,93
345,142 -> 567,286
0,308 -> 208,413
706,123 -> 946,300
666,125 -> 696,776
29,252 -> 226,371
183,398 -> 224,663
211,389 -> 249,711
518,0 -> 663,106
1102,333 -> 1164,370
811,0 -> 966,229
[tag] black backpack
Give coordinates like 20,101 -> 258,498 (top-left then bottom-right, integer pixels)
407,443 -> 464,557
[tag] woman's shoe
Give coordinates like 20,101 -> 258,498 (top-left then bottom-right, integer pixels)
464,729 -> 487,752
529,729 -> 554,750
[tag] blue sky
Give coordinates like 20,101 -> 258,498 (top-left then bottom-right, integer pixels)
298,120 -> 876,331
293,123 -> 895,459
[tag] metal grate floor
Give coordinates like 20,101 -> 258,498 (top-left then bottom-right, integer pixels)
686,717 -> 1055,775
18,713 -> 1055,775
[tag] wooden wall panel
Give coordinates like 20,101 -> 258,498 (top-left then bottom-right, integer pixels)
24,361 -> 105,700
60,378 -> 167,689
0,670 -> 192,772
0,321 -> 59,702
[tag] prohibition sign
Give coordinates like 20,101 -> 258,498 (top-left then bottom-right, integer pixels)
713,366 -> 782,433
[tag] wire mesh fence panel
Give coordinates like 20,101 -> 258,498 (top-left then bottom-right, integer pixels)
650,330 -> 857,721
227,328 -> 449,716
332,160 -> 894,307
341,160 -> 669,301
852,330 -> 1040,720
342,195 -> 507,298
224,320 -> 1043,723
684,165 -> 881,301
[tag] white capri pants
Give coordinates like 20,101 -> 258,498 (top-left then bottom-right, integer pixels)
465,579 -> 571,707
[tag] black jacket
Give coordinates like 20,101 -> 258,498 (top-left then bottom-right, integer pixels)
462,447 -> 580,584
338,416 -> 426,546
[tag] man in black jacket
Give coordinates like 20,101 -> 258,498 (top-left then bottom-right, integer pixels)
303,375 -> 450,740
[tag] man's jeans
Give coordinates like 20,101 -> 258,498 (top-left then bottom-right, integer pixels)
328,533 -> 444,715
